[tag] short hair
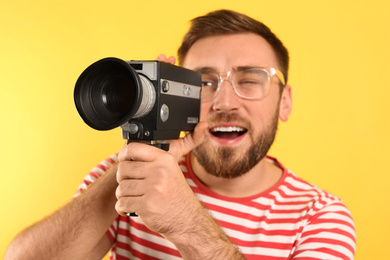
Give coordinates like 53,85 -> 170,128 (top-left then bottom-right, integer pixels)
177,9 -> 289,84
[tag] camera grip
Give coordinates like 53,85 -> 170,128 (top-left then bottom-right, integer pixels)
124,141 -> 169,217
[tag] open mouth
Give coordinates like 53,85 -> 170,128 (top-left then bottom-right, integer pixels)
210,126 -> 247,139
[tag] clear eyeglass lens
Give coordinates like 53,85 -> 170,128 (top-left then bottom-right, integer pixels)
200,74 -> 219,101
201,69 -> 270,101
233,69 -> 269,99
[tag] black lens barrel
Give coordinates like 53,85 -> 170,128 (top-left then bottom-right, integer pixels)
74,58 -> 142,130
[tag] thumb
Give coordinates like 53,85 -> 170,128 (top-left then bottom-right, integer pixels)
168,121 -> 209,161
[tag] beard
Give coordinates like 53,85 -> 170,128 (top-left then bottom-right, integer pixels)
192,110 -> 279,179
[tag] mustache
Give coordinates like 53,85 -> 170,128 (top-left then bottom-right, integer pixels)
206,112 -> 252,130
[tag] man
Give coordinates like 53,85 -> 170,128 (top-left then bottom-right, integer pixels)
5,9 -> 356,260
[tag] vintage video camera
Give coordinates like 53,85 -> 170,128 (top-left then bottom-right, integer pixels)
74,57 -> 202,150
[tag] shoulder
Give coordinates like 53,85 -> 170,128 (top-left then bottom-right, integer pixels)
279,169 -> 349,214
266,158 -> 354,230
276,169 -> 356,258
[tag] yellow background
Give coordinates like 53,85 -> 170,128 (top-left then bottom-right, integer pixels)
1,0 -> 389,259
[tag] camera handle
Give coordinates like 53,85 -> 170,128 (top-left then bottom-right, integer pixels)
124,140 -> 169,217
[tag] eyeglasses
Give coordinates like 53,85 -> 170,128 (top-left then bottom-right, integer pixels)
200,67 -> 286,102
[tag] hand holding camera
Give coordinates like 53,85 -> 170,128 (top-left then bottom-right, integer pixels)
115,121 -> 208,234
74,56 -> 207,222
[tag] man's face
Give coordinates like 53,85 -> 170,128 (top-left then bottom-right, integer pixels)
182,33 -> 291,178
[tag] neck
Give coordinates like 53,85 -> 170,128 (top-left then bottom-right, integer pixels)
190,153 -> 283,198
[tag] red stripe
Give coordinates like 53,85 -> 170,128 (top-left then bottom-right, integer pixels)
245,253 -> 290,260
294,242 -> 352,259
115,233 -> 181,259
106,156 -> 117,164
192,186 -> 317,213
301,227 -> 355,252
117,217 -> 163,238
203,200 -> 309,223
88,171 -> 100,179
218,219 -> 300,237
83,180 -> 92,186
230,235 -> 294,250
96,163 -> 109,172
303,236 -> 354,255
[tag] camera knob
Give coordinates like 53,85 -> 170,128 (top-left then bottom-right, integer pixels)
160,103 -> 169,122
128,123 -> 139,134
162,80 -> 170,93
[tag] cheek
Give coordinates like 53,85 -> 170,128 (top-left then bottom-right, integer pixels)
199,103 -> 211,121
248,102 -> 278,127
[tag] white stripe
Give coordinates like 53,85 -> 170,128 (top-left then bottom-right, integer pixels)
299,230 -> 356,250
277,184 -> 323,198
238,244 -> 291,257
294,250 -> 345,259
116,234 -> 182,260
100,160 -> 113,169
185,177 -> 196,187
284,175 -> 317,190
180,165 -> 188,172
296,242 -> 353,259
302,223 -> 356,243
267,189 -> 322,203
219,224 -> 298,244
115,247 -> 140,260
319,204 -> 354,216
210,209 -> 304,233
198,193 -> 309,219
109,154 -> 119,161
317,211 -> 355,227
107,226 -> 115,240
91,166 -> 105,175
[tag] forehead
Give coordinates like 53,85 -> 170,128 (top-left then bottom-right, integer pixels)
182,33 -> 279,72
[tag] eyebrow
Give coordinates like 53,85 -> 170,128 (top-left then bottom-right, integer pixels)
193,67 -> 218,74
193,66 -> 265,74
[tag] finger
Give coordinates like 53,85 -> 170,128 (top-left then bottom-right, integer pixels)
116,160 -> 147,182
156,54 -> 176,65
118,142 -> 163,162
166,56 -> 176,64
116,196 -> 138,216
156,54 -> 167,61
116,179 -> 145,199
169,121 -> 209,160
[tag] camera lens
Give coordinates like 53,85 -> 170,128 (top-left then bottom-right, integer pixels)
74,58 -> 142,130
101,72 -> 136,116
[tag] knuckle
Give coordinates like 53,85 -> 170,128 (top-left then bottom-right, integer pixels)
117,161 -> 131,182
115,199 -> 123,214
115,185 -> 122,199
160,152 -> 176,164
116,164 -> 124,182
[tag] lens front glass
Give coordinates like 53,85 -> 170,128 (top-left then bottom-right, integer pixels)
101,72 -> 136,116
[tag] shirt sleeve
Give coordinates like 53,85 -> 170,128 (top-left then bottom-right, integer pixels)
74,154 -> 118,197
292,201 -> 356,260
73,154 -> 119,245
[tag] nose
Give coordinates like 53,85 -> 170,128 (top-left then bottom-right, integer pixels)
212,79 -> 240,112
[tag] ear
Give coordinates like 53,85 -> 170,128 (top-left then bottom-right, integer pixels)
279,85 -> 292,122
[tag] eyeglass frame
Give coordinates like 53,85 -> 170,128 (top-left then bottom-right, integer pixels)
198,67 -> 286,101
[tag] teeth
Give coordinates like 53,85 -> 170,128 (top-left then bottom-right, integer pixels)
211,126 -> 245,132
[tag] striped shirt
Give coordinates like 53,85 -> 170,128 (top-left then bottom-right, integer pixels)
77,154 -> 356,260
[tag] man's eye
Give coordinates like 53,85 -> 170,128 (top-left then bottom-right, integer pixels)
202,81 -> 216,87
238,80 -> 262,86
240,80 -> 259,84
